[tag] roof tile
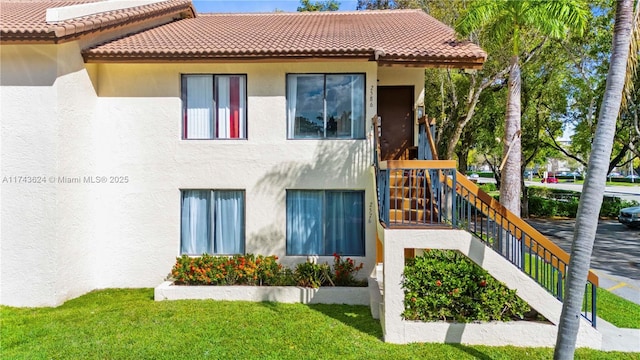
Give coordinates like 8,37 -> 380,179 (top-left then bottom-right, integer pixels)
1,0 -> 194,42
84,10 -> 486,67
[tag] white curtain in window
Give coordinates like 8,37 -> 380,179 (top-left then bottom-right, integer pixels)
216,76 -> 246,139
185,75 -> 214,139
287,191 -> 322,255
213,191 -> 244,254
326,192 -> 364,256
216,76 -> 229,138
181,190 -> 211,254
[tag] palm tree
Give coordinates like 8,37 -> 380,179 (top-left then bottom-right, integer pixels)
457,0 -> 588,216
555,1 -> 635,358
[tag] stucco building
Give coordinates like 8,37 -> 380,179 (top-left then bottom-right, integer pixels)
1,0 -> 604,348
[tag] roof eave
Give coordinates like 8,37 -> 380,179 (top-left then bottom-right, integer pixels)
0,3 -> 195,45
82,51 -> 486,68
377,56 -> 486,69
82,51 -> 373,63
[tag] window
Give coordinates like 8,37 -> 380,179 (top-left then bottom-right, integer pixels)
286,190 -> 364,256
287,74 -> 365,139
180,190 -> 245,255
182,74 -> 247,139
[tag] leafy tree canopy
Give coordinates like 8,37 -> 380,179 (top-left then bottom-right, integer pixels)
356,0 -> 421,10
297,0 -> 340,12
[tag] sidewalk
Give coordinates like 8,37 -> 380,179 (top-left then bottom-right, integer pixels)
593,269 -> 640,306
597,317 -> 640,352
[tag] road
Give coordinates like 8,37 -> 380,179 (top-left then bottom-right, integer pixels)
526,218 -> 640,305
476,177 -> 640,202
528,181 -> 640,202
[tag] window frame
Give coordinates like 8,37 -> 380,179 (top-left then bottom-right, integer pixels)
179,189 -> 246,256
286,73 -> 366,140
181,73 -> 248,140
285,189 -> 365,256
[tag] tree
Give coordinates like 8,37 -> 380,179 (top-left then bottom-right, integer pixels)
297,0 -> 340,12
457,1 -> 588,216
356,0 -> 421,10
554,0 -> 635,358
544,1 -> 639,176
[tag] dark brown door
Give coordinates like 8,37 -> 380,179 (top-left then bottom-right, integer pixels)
377,86 -> 414,160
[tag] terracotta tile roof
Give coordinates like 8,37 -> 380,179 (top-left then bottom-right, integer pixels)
0,0 -> 195,43
83,10 -> 486,67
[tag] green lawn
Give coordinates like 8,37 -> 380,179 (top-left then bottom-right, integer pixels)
1,289 -> 637,359
597,288 -> 640,328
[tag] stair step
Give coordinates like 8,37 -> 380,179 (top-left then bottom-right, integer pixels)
389,197 -> 430,210
389,209 -> 436,222
389,173 -> 429,187
389,186 -> 427,197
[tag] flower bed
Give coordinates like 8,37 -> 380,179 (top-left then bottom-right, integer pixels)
156,253 -> 371,305
169,253 -> 367,288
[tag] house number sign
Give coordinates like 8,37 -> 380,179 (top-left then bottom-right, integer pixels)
369,85 -> 374,108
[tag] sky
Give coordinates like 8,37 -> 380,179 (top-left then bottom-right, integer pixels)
193,0 -> 358,13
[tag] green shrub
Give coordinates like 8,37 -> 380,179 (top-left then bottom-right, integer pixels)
478,183 -> 496,193
293,254 -> 367,288
600,198 -> 639,218
527,196 -> 579,217
294,261 -> 332,288
610,177 -> 638,183
528,193 -> 638,218
402,250 -> 529,322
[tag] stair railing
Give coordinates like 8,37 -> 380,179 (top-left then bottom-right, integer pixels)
378,160 -> 457,228
449,174 -> 598,327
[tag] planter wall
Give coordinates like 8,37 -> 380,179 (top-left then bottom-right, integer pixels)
154,281 -> 370,305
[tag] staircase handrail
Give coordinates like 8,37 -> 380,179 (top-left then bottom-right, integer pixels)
451,173 -> 599,286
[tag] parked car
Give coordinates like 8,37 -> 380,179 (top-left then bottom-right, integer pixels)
467,173 -> 480,182
625,174 -> 639,180
619,206 -> 640,228
541,177 -> 558,184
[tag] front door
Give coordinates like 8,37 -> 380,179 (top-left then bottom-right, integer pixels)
377,86 -> 414,160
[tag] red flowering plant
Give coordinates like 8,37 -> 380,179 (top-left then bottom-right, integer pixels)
170,254 -> 287,286
332,253 -> 366,286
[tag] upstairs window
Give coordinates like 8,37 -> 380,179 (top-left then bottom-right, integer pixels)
287,74 -> 365,139
182,74 -> 247,139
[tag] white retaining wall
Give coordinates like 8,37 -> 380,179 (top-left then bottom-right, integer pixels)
381,228 -> 602,348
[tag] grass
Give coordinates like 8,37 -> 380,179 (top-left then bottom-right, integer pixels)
1,289 -> 638,359
597,288 -> 640,329
520,253 -> 640,329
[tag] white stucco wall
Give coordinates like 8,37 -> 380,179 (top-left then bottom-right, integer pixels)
1,48 -> 425,306
381,229 -> 602,348
1,42 -> 98,306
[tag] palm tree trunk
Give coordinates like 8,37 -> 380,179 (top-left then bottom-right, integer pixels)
554,1 -> 634,358
500,55 -> 522,216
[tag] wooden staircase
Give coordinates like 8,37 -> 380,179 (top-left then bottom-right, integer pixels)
387,170 -> 438,225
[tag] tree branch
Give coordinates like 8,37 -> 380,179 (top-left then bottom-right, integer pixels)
446,69 -> 459,108
543,128 -> 588,167
522,38 -> 547,65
